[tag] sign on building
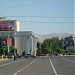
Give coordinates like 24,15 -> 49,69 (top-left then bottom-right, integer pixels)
0,20 -> 15,31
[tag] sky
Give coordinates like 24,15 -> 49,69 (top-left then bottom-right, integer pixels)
0,0 -> 74,35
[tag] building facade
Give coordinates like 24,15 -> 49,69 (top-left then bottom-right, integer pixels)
0,20 -> 38,56
15,31 -> 38,56
0,20 -> 20,48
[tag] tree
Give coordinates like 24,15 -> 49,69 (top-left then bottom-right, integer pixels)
58,39 -> 64,49
49,37 -> 60,55
0,47 -> 17,56
10,48 -> 17,54
3,48 -> 8,55
41,37 -> 64,55
0,38 -> 2,48
60,49 -> 66,54
42,48 -> 51,54
0,48 -> 3,55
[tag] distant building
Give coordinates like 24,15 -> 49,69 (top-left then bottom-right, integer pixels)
0,20 -> 38,56
0,20 -> 20,48
15,31 -> 38,56
64,36 -> 75,50
73,36 -> 75,50
73,37 -> 75,46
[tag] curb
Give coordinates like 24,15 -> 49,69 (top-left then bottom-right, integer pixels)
0,58 -> 9,61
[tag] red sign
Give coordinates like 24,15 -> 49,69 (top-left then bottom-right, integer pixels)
2,38 -> 14,47
7,38 -> 14,46
0,20 -> 15,31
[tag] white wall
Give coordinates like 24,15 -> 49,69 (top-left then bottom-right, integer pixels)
15,32 -> 38,56
14,20 -> 20,31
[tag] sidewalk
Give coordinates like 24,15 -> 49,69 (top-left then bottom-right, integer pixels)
0,58 -> 8,61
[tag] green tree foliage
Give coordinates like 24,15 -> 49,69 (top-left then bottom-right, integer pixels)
65,36 -> 73,41
42,48 -> 51,54
60,49 -> 66,54
0,48 -> 17,55
41,36 -> 75,55
0,48 -> 4,55
3,48 -> 8,55
0,48 -> 8,55
41,37 -> 64,54
10,48 -> 17,53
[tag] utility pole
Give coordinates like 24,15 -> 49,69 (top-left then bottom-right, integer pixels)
7,25 -> 11,53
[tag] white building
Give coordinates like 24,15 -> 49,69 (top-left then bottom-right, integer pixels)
0,20 -> 38,56
15,31 -> 38,56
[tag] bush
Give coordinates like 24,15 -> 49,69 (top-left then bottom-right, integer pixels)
60,49 -> 66,54
55,53 -> 58,56
0,48 -> 3,55
43,48 -> 49,54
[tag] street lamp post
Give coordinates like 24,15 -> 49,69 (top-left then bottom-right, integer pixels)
7,33 -> 9,53
7,26 -> 11,53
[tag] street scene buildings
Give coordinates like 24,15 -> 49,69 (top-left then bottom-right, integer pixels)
0,20 -> 39,56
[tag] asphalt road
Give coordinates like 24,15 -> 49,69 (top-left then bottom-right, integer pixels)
0,56 -> 75,75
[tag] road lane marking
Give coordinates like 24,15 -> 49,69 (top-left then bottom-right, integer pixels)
13,58 -> 38,75
0,61 -> 17,67
62,57 -> 75,63
49,58 -> 58,75
0,59 -> 25,67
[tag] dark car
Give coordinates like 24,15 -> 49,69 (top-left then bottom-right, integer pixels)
24,54 -> 35,58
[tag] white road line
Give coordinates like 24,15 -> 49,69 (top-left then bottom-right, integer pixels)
13,58 -> 38,75
62,58 -> 75,63
49,58 -> 58,75
0,61 -> 16,67
0,59 -> 23,67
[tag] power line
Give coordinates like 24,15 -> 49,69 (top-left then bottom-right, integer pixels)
4,16 -> 75,18
0,16 -> 74,23
20,21 -> 74,23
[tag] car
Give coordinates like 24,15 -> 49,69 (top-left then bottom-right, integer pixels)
24,54 -> 35,58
